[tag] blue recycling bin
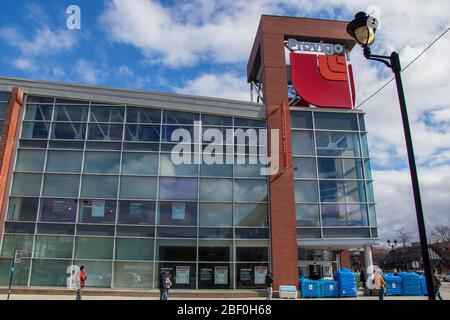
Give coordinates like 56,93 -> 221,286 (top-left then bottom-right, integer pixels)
398,272 -> 422,296
384,274 -> 403,296
300,279 -> 321,298
334,268 -> 357,297
319,279 -> 339,298
420,275 -> 428,296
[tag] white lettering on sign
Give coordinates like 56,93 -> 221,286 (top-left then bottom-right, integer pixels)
286,38 -> 345,55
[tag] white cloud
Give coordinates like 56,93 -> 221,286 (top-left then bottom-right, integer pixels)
174,72 -> 250,101
74,59 -> 102,84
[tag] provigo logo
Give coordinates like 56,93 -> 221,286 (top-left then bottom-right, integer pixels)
288,40 -> 356,109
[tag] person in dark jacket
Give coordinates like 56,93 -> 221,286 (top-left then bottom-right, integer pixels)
360,267 -> 366,289
432,269 -> 443,300
159,272 -> 165,300
265,271 -> 274,300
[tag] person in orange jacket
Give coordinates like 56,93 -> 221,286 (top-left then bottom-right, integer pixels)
76,266 -> 87,300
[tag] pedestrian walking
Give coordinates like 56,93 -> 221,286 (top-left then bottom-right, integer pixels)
432,269 -> 443,300
372,271 -> 386,301
359,267 -> 366,289
159,271 -> 165,300
265,271 -> 274,300
162,272 -> 172,300
76,266 -> 86,300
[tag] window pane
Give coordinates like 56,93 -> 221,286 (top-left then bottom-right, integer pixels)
364,160 -> 372,179
120,176 -> 157,199
163,110 -> 198,124
0,258 -> 30,285
158,201 -> 197,226
37,223 -> 75,235
318,158 -> 363,179
322,228 -> 370,238
77,225 -> 114,236
234,157 -> 263,177
200,178 -> 232,201
51,123 -> 86,140
358,114 -> 366,131
292,131 -> 314,155
199,203 -> 232,226
236,246 -> 269,261
113,262 -> 153,289
75,237 -> 114,259
314,113 -> 358,131
156,239 -> 196,261
297,228 -> 321,238
126,106 -> 161,123
160,153 -> 197,176
54,105 -> 88,121
116,226 -> 155,237
122,152 -> 158,175
115,238 -> 154,260
199,241 -> 232,261
118,201 -> 156,225
295,180 -> 318,202
0,234 -> 33,257
293,157 -> 316,179
124,124 -> 160,142
296,204 -> 320,226
21,122 -> 50,139
46,150 -> 83,173
156,262 -> 196,289
159,177 -> 198,200
198,263 -> 232,289
234,180 -> 267,202
40,198 -> 77,222
234,118 -> 265,127
4,222 -> 35,234
319,181 -> 366,202
34,235 -> 73,258
81,175 -> 118,198
30,259 -> 71,287
200,163 -> 233,177
366,181 -> 375,202
235,203 -> 268,227
316,131 -> 360,157
321,203 -> 368,226
73,260 -> 112,287
15,150 -> 45,172
79,199 -> 116,223
368,205 -> 377,226
84,152 -> 120,173
90,106 -> 124,122
88,124 -> 123,141
157,227 -> 197,238
7,197 -> 39,221
199,228 -> 233,239
161,125 -> 194,142
24,104 -> 53,121
236,263 -> 269,288
290,111 -> 312,129
0,92 -> 11,101
235,228 -> 269,239
201,114 -> 232,126
11,173 -> 42,196
42,174 -> 80,197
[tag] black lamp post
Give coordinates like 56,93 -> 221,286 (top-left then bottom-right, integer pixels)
347,12 -> 435,300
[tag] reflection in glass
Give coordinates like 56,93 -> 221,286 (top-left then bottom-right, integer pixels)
0,234 -> 34,257
11,173 -> 42,196
317,158 -> 363,179
115,238 -> 154,260
15,150 -> 45,172
73,260 -> 112,287
126,107 -> 161,124
319,180 -> 365,203
21,122 -> 50,139
118,201 -> 156,225
51,123 -> 86,140
90,106 -> 124,122
292,131 -> 314,155
121,153 -> 158,175
7,197 -> 39,221
34,235 -> 73,258
200,179 -> 232,201
160,153 -> 197,176
120,176 -> 157,199
40,198 -> 77,222
314,113 -> 358,131
294,180 -> 318,202
46,150 -> 83,173
24,105 -> 53,121
234,203 -> 268,227
295,204 -> 320,226
84,152 -> 120,173
42,174 -> 80,197
321,203 -> 368,226
234,180 -> 267,202
113,262 -> 153,288
293,157 -> 316,179
124,124 -> 160,142
79,199 -> 116,223
54,105 -> 88,121
199,203 -> 232,226
315,131 -> 360,157
81,175 -> 118,198
30,259 -> 70,287
158,201 -> 197,226
290,111 -> 312,129
75,237 -> 114,259
88,124 -> 123,141
159,177 -> 198,200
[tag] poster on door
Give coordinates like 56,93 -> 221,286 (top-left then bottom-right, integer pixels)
214,266 -> 228,285
254,266 -> 268,284
172,203 -> 186,220
176,266 -> 190,284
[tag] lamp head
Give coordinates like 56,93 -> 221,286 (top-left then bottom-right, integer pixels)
347,11 -> 377,47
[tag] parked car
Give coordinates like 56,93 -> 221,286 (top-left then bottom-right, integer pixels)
443,272 -> 450,282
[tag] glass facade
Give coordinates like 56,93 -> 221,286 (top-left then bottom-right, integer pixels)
291,110 -> 377,239
0,96 -> 269,289
0,92 -> 10,139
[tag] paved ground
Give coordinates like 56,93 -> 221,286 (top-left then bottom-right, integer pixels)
1,283 -> 448,300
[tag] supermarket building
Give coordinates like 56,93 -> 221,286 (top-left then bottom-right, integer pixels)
0,16 -> 377,291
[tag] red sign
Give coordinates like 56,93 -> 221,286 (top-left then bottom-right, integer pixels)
290,52 -> 355,109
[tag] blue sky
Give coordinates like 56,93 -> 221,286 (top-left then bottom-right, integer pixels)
0,0 -> 449,243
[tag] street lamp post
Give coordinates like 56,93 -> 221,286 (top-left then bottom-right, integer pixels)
387,239 -> 398,270
347,12 -> 435,300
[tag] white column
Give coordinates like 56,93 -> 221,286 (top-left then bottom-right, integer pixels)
364,245 -> 373,269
